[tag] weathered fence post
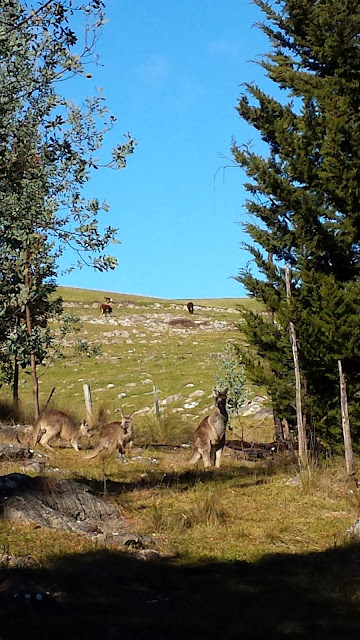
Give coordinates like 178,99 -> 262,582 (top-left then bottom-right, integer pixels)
285,264 -> 308,467
338,359 -> 355,476
153,385 -> 160,420
83,383 -> 93,423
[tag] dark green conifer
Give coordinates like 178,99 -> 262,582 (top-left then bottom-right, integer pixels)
233,0 -> 360,447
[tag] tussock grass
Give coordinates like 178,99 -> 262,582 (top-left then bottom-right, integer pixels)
136,409 -> 192,445
0,399 -> 26,425
182,486 -> 229,528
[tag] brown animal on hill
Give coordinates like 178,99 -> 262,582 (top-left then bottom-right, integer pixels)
189,388 -> 228,469
100,303 -> 112,316
31,409 -> 91,452
187,301 -> 194,314
84,410 -> 134,460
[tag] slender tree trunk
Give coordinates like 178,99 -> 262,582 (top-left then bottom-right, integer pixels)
338,359 -> 355,476
12,355 -> 19,407
24,262 -> 39,420
273,408 -> 283,441
285,264 -> 308,467
282,418 -> 290,440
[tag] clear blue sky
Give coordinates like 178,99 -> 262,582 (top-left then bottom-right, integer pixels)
58,0 -> 272,299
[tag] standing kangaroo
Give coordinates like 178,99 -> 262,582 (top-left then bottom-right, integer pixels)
84,410 -> 134,460
189,388 -> 228,469
32,409 -> 91,452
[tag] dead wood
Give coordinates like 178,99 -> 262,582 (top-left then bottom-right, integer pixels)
0,443 -> 33,461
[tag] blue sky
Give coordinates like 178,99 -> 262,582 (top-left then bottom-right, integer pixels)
58,0 -> 273,299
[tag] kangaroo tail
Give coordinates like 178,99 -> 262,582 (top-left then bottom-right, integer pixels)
83,443 -> 102,460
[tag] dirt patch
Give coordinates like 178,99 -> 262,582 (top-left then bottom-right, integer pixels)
168,318 -> 207,329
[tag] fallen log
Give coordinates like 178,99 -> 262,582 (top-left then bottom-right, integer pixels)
0,443 -> 33,461
226,439 -> 289,453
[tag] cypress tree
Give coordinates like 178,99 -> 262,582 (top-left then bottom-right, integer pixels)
233,0 -> 360,448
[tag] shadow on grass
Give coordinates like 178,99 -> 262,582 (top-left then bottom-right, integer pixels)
1,543 -> 360,639
70,466 -> 269,496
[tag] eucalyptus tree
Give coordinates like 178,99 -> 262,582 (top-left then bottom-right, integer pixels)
0,1 -> 136,417
233,0 -> 360,449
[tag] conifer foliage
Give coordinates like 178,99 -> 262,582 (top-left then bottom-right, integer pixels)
233,0 -> 360,448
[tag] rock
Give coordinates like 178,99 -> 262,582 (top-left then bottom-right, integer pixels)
285,475 -> 301,486
0,443 -> 33,461
22,460 -> 46,474
161,394 -> 183,405
346,519 -> 360,537
0,474 -> 151,548
188,390 -> 205,398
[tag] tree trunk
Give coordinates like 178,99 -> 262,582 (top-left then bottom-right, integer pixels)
282,417 -> 290,440
338,359 -> 355,476
24,262 -> 39,420
12,355 -> 19,407
285,264 -> 308,467
273,408 -> 283,440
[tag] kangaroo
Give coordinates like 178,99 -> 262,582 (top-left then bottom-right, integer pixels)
84,410 -> 134,460
189,388 -> 228,469
31,409 -> 91,452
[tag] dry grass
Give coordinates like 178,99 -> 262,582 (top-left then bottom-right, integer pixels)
0,441 -> 360,638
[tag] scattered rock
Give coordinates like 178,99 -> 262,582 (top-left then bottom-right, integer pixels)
285,475 -> 301,486
188,390 -> 205,398
0,443 -> 33,461
0,474 -> 151,548
346,519 -> 360,537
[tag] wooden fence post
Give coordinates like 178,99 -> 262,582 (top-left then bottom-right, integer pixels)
285,264 -> 308,467
338,359 -> 355,476
83,384 -> 93,423
153,385 -> 160,420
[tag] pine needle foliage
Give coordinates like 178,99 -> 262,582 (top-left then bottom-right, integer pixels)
233,0 -> 360,448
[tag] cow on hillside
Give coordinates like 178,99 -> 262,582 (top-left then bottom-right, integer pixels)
187,301 -> 194,314
100,303 -> 113,316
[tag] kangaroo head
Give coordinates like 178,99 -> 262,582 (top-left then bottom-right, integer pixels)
120,409 -> 134,432
213,388 -> 228,411
79,419 -> 92,438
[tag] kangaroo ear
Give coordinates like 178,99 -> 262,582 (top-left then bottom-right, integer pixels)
223,388 -> 228,395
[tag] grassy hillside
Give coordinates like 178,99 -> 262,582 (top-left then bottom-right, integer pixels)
3,287 -> 266,440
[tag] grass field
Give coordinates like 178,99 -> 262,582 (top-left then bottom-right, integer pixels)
0,287 -> 359,639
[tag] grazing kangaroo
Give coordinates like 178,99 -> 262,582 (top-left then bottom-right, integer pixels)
84,410 -> 134,460
189,388 -> 228,469
32,409 -> 91,452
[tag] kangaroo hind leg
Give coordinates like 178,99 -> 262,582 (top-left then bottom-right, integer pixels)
189,449 -> 201,466
39,431 -> 54,451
